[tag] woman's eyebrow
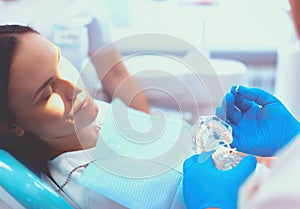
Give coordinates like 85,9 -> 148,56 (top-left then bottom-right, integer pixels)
32,77 -> 53,101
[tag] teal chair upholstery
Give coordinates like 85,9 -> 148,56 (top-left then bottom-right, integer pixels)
0,149 -> 74,209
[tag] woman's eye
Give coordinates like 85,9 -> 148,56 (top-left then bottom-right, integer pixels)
42,94 -> 51,102
41,85 -> 54,102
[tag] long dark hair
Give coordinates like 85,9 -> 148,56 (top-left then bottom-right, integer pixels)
0,25 -> 50,175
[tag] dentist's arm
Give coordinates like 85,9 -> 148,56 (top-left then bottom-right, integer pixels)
89,47 -> 150,114
87,16 -> 150,113
290,0 -> 300,39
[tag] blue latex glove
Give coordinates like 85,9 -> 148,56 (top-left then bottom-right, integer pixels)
216,86 -> 300,156
183,153 -> 257,209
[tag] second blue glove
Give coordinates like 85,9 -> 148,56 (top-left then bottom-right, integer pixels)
183,153 -> 257,209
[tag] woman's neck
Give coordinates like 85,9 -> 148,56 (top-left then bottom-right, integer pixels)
48,123 -> 100,159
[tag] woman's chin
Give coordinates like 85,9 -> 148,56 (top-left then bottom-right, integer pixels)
74,100 -> 99,130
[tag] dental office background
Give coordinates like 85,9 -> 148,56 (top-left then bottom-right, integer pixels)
107,0 -> 291,89
3,0 -> 296,121
105,0 -> 297,120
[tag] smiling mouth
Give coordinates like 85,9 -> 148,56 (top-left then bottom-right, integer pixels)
73,91 -> 90,114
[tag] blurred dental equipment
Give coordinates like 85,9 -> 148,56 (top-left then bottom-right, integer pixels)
275,41 -> 300,120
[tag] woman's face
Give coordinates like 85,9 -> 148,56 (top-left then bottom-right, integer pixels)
7,33 -> 98,148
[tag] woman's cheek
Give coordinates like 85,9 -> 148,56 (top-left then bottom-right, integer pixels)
45,93 -> 67,118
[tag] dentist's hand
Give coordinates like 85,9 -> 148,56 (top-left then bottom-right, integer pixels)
183,154 -> 257,209
216,86 -> 300,156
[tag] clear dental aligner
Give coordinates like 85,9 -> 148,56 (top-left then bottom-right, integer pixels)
192,115 -> 244,170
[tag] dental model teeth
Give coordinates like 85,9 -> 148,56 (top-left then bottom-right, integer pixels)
192,116 -> 233,153
212,145 -> 244,170
192,115 -> 243,170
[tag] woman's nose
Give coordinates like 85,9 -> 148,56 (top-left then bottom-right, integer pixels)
60,79 -> 82,102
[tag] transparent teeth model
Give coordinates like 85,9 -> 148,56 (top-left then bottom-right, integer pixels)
212,145 -> 244,170
192,115 -> 244,170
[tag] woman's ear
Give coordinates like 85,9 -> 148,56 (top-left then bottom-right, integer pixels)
10,124 -> 25,137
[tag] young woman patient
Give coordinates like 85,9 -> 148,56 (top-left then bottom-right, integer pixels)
0,24 -> 189,209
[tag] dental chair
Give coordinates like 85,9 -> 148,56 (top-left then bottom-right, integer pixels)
0,149 -> 78,209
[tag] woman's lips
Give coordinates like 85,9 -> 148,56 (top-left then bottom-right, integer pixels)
73,91 -> 90,114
